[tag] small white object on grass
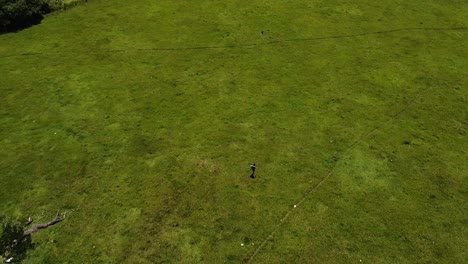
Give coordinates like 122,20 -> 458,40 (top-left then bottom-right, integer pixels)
6,257 -> 13,263
240,243 -> 244,247
294,205 -> 297,208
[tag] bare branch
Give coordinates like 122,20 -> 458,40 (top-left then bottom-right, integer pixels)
20,213 -> 66,240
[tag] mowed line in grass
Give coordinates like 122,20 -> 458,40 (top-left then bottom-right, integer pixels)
0,26 -> 466,59
245,77 -> 428,263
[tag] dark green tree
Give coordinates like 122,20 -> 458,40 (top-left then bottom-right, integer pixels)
0,217 -> 34,263
0,0 -> 52,32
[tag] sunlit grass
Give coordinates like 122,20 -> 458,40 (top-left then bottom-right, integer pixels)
0,0 -> 466,263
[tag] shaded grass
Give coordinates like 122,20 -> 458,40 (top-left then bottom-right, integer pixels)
0,0 -> 467,263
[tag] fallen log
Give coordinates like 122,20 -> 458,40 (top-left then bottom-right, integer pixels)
20,213 -> 66,242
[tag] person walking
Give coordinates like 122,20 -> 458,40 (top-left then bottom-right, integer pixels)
250,163 -> 256,178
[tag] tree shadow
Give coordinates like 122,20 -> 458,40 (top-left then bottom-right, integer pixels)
0,14 -> 45,34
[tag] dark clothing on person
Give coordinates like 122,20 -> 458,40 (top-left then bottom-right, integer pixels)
250,164 -> 256,178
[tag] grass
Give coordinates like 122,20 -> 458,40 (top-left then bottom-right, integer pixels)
0,0 -> 467,263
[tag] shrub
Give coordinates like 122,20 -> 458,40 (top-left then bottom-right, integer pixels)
0,0 -> 62,32
0,217 -> 33,262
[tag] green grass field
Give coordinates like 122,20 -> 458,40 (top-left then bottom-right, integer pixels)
0,0 -> 467,263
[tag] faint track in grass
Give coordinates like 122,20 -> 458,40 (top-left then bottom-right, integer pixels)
245,89 -> 427,263
0,26 -> 466,59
